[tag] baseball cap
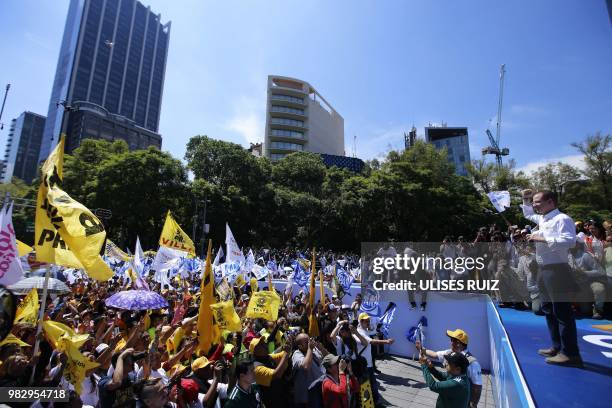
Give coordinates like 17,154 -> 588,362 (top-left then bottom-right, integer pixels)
178,379 -> 199,402
446,329 -> 468,345
444,352 -> 469,373
241,294 -> 250,301
191,356 -> 211,371
358,312 -> 370,321
327,304 -> 337,312
321,354 -> 340,368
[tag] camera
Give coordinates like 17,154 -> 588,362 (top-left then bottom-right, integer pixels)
132,351 -> 147,361
351,320 -> 358,328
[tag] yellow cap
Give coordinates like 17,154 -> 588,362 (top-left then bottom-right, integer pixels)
358,312 -> 370,321
446,329 -> 468,345
249,336 -> 263,354
191,356 -> 211,371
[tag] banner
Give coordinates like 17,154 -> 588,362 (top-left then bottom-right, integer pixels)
14,288 -> 39,325
246,290 -> 281,321
221,262 -> 241,283
487,190 -> 511,213
159,211 -> 196,254
0,203 -> 24,285
34,136 -> 112,281
196,241 -> 214,354
225,224 -> 245,265
252,264 -> 269,280
210,300 -> 242,332
215,278 -> 233,302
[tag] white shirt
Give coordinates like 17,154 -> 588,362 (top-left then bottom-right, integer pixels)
521,205 -> 576,265
436,349 -> 482,386
356,326 -> 374,368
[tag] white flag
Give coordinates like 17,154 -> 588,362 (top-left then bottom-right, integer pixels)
132,236 -> 145,275
487,191 -> 511,213
151,246 -> 186,275
252,264 -> 269,280
0,203 -> 24,285
225,223 -> 245,265
243,249 -> 255,273
213,246 -> 224,266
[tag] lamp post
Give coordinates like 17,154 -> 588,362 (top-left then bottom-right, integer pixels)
200,196 -> 211,258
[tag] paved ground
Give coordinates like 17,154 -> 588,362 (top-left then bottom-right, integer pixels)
375,355 -> 495,408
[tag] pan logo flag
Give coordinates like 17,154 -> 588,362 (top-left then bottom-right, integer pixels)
246,290 -> 281,321
34,136 -> 112,281
159,211 -> 196,255
14,288 -> 39,325
210,300 -> 242,332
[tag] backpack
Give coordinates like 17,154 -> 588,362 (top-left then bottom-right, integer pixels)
307,374 -> 327,408
341,341 -> 368,380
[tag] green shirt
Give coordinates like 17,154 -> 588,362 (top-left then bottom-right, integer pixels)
225,383 -> 263,408
421,364 -> 470,408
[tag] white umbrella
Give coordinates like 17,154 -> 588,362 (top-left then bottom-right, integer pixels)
8,276 -> 70,295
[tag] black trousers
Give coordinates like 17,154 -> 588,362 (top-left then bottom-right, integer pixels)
538,263 -> 580,357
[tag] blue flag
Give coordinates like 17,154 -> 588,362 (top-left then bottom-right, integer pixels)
336,266 -> 354,292
406,316 -> 428,344
379,302 -> 397,336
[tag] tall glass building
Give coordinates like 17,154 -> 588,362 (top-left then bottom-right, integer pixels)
425,126 -> 471,177
1,112 -> 46,184
39,0 -> 170,161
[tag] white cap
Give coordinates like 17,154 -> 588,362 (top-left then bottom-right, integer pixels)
95,343 -> 109,354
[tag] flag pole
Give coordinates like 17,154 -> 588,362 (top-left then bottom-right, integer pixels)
29,265 -> 52,385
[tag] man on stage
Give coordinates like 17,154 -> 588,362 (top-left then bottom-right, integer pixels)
521,189 -> 582,366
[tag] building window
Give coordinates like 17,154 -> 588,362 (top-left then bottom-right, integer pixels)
270,153 -> 287,161
270,105 -> 305,115
270,117 -> 304,127
270,129 -> 304,139
270,142 -> 303,151
271,94 -> 304,104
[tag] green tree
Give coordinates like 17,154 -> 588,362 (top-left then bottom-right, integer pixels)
571,132 -> 611,210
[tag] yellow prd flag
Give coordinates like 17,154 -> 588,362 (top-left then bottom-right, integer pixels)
246,291 -> 281,321
34,136 -> 112,281
58,334 -> 99,394
196,240 -> 214,354
0,333 -> 30,348
159,211 -> 196,255
14,288 -> 39,325
16,240 -> 33,257
360,380 -> 375,408
308,249 -> 319,337
42,321 -> 89,350
210,300 -> 242,332
234,274 -> 246,288
250,277 -> 258,293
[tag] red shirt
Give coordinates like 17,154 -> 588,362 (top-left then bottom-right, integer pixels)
322,373 -> 359,408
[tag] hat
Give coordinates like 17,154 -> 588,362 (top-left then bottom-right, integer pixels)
249,336 -> 264,354
327,304 -> 337,312
179,378 -> 199,402
444,352 -> 470,373
241,294 -> 250,301
446,329 -> 468,345
95,343 -> 110,355
191,356 -> 211,371
321,354 -> 340,369
358,312 -> 370,321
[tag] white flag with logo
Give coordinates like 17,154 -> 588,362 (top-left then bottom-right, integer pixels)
243,249 -> 255,273
487,191 -> 511,213
0,203 -> 24,285
225,223 -> 245,266
213,245 -> 224,266
252,264 -> 269,280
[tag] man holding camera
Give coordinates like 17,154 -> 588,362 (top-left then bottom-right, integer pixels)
292,333 -> 328,407
521,189 -> 582,366
321,354 -> 360,408
420,351 -> 471,408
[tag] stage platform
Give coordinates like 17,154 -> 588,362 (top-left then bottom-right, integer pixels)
497,307 -> 612,408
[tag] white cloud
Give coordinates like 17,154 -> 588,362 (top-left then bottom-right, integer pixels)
518,154 -> 585,175
223,95 -> 266,145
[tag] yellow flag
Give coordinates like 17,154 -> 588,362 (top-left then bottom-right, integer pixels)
234,274 -> 246,288
196,240 -> 214,354
360,380 -> 375,408
319,271 -> 325,303
16,240 -> 33,257
105,239 -> 131,261
246,290 -> 281,322
14,288 -> 39,325
34,136 -> 112,281
0,333 -> 30,348
159,211 -> 196,255
42,320 -> 89,350
58,334 -> 99,394
250,277 -> 258,294
210,300 -> 242,332
308,249 -> 319,337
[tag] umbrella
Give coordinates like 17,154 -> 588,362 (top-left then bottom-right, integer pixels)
105,290 -> 168,311
8,277 -> 70,295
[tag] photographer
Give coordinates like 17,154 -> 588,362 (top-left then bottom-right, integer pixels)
321,354 -> 359,408
292,333 -> 327,407
186,357 -> 228,407
420,352 -> 471,408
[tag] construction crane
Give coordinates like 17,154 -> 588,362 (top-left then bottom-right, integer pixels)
482,64 -> 509,168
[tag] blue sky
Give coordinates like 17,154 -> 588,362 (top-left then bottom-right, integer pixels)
0,0 -> 610,173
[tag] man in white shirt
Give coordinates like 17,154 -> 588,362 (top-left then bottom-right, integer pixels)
521,189 -> 582,366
